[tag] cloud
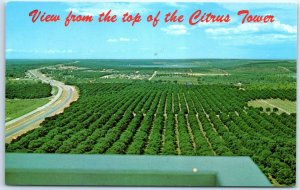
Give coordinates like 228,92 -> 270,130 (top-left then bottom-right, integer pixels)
46,49 -> 73,54
273,21 -> 297,33
197,16 -> 239,28
198,22 -> 224,28
165,2 -> 187,8
7,49 -> 74,54
161,25 -> 189,35
206,24 -> 258,35
119,37 -> 131,42
205,19 -> 296,46
107,38 -> 138,43
177,46 -> 189,50
6,49 -> 14,53
211,33 -> 296,46
205,21 -> 296,35
220,3 -> 296,13
66,3 -> 150,17
107,39 -> 118,43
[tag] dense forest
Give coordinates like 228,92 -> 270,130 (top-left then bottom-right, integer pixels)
6,81 -> 52,99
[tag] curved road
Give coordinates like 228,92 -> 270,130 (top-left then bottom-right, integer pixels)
5,68 -> 78,143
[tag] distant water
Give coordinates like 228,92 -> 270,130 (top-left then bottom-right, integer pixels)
129,64 -> 197,68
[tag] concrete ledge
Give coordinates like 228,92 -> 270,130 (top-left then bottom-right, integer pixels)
5,153 -> 271,187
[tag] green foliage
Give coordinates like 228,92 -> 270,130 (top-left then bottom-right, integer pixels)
6,81 -> 52,99
6,59 -> 63,78
5,59 -> 296,186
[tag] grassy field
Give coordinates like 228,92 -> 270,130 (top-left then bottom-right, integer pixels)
5,98 -> 50,122
248,99 -> 296,114
51,86 -> 58,95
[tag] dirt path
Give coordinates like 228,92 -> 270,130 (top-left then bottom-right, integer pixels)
278,66 -> 291,72
183,93 -> 189,113
195,114 -> 217,156
160,114 -> 167,154
148,71 -> 157,80
171,93 -> 174,113
196,99 -> 222,139
174,114 -> 181,155
185,114 -> 196,153
216,115 -> 229,131
171,71 -> 230,76
164,95 -> 167,115
177,94 -> 182,113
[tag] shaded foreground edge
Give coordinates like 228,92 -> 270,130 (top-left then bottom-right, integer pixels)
5,153 -> 271,187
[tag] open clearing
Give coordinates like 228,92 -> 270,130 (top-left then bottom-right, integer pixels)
153,75 -> 199,84
5,98 -> 50,122
248,98 -> 296,114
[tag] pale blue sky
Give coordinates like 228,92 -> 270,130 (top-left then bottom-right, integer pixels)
6,2 -> 297,59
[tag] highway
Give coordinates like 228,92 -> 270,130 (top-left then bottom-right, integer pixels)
5,68 -> 78,143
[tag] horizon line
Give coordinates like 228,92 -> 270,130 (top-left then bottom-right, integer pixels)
5,58 -> 297,61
